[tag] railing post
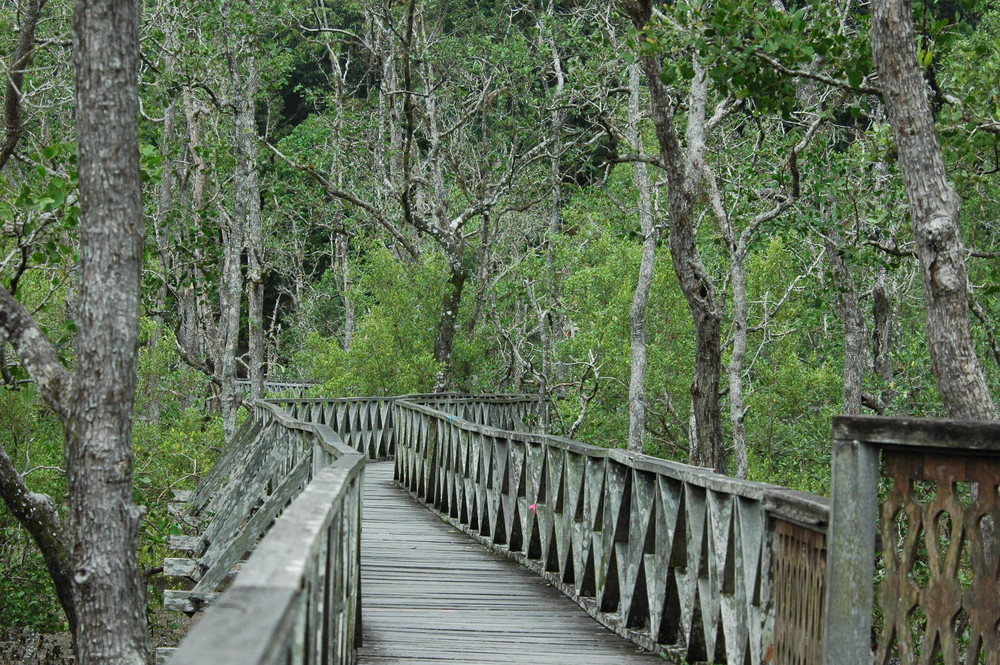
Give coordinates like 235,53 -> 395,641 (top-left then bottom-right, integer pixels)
822,434 -> 879,665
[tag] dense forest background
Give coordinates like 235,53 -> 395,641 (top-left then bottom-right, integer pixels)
0,0 -> 997,641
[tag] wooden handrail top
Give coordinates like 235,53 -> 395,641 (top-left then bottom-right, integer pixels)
253,400 -> 356,458
265,392 -> 547,405
834,414 -> 1000,452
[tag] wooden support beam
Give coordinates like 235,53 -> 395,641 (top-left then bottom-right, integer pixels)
163,558 -> 200,580
822,437 -> 879,665
167,535 -> 202,553
163,590 -> 219,614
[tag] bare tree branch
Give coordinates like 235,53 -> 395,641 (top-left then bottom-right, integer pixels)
266,139 -> 420,260
0,286 -> 70,419
0,0 -> 48,171
751,49 -> 881,95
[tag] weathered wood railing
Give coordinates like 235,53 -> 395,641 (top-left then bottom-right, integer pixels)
163,401 -> 365,665
236,379 -> 320,398
407,392 -> 551,432
823,416 -> 1000,665
269,393 -> 549,460
392,399 -> 830,664
164,402 -> 318,609
159,394 -> 993,665
268,397 -> 398,459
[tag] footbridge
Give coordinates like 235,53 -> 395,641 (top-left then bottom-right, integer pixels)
160,391 -> 1000,665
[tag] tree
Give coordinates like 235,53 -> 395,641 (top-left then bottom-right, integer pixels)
871,0 -> 996,419
0,0 -> 149,662
220,0 -> 264,434
623,0 -> 728,472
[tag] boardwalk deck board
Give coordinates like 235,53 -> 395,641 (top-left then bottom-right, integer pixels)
358,462 -> 661,665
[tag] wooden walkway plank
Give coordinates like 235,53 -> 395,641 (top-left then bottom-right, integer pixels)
358,462 -> 661,665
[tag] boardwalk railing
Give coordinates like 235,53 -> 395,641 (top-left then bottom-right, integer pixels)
823,416 -> 1000,665
392,399 -> 830,664
236,379 -> 320,399
161,393 -> 544,663
162,394 -> 996,665
163,402 -> 364,665
268,393 -> 549,460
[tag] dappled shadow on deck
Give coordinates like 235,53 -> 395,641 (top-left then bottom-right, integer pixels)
359,462 -> 659,664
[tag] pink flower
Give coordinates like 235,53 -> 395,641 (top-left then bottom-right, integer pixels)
529,502 -> 539,514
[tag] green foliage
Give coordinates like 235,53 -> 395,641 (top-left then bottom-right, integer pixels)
133,409 -> 221,595
135,319 -> 214,420
292,245 -> 443,396
744,343 -> 840,495
0,391 -> 67,632
638,0 -> 871,116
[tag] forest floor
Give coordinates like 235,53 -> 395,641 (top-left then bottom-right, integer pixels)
0,608 -> 194,664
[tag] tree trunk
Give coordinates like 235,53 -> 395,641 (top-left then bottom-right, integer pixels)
232,1 -> 264,404
433,256 -> 467,391
247,278 -> 264,401
0,447 -> 75,634
218,217 -> 244,439
336,231 -> 354,351
172,90 -> 216,379
69,0 -> 149,662
0,0 -> 47,172
872,269 -> 895,384
626,62 -> 658,454
871,0 -> 996,419
468,213 -> 494,338
541,1 -> 566,375
625,0 -> 726,472
727,256 -> 751,476
824,232 -> 866,414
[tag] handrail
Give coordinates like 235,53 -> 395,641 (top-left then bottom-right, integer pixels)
168,454 -> 364,665
235,379 -> 321,386
165,401 -> 365,665
267,392 -> 548,406
235,379 -> 320,398
268,393 -> 550,459
392,398 -> 829,663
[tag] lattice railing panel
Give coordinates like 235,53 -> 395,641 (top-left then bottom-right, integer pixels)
407,394 -> 550,433
773,520 -> 826,665
875,451 -> 1000,665
394,400 -> 829,664
270,394 -> 547,460
273,398 -> 396,459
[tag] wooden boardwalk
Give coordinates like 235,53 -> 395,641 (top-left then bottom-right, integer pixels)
358,462 -> 662,664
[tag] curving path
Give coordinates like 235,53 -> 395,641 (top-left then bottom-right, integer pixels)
358,462 -> 662,665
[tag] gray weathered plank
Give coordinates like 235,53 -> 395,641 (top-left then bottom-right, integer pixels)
834,414 -> 1000,451
154,647 -> 175,665
821,438 -> 879,665
167,535 -> 202,553
163,590 -> 219,613
194,453 -> 312,591
357,462 -> 662,664
163,558 -> 200,580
